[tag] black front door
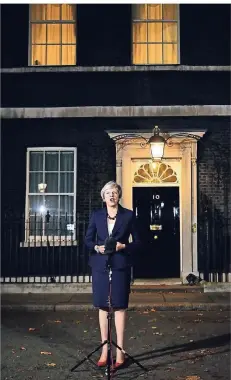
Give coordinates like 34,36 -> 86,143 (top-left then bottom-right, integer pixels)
132,187 -> 180,279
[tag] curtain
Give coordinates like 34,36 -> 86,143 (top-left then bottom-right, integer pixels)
31,4 -> 76,66
132,4 -> 178,64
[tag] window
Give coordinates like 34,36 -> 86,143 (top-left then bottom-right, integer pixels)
29,4 -> 77,66
25,148 -> 77,242
132,4 -> 179,65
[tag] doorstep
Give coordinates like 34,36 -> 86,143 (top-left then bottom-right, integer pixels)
132,278 -> 182,286
131,278 -> 202,293
131,278 -> 203,293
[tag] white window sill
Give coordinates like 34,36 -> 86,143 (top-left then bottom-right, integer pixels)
20,239 -> 78,247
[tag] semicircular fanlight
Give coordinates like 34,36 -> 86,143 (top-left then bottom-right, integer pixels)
133,162 -> 178,183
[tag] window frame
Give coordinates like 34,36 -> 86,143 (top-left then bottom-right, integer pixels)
24,147 -> 77,244
28,4 -> 77,66
131,4 -> 180,65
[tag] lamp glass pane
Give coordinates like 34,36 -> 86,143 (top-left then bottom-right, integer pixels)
150,142 -> 165,159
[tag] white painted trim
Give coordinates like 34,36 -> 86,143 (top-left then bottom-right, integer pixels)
25,147 -> 77,241
1,65 -> 230,73
1,105 -> 230,119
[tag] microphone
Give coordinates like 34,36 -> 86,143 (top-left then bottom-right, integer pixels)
104,236 -> 117,255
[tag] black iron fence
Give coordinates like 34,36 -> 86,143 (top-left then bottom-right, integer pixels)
1,214 -> 91,283
1,203 -> 230,283
198,194 -> 230,282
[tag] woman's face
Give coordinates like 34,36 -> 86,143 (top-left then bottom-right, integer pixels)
104,186 -> 119,207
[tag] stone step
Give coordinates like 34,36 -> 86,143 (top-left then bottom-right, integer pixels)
131,284 -> 203,293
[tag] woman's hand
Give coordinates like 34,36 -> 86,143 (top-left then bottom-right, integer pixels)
97,245 -> 105,254
116,242 -> 126,251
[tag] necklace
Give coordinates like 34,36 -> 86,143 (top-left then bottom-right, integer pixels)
107,213 -> 117,220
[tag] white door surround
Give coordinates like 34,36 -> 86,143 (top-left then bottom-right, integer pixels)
106,129 -> 207,283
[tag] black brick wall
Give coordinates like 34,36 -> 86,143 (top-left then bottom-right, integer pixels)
197,124 -> 230,274
2,71 -> 230,108
1,4 -> 230,68
198,124 -> 230,218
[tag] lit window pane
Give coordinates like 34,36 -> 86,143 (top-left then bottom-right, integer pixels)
62,24 -> 76,44
30,152 -> 43,171
163,22 -> 177,42
62,45 -> 76,65
60,195 -> 74,215
60,152 -> 74,171
163,4 -> 177,20
148,44 -> 162,64
132,4 -> 147,20
62,4 -> 76,20
163,44 -> 178,64
45,196 -> 59,215
47,45 -> 61,65
32,45 -> 46,65
29,173 -> 43,193
148,4 -> 162,20
28,215 -> 43,236
59,216 -> 74,236
133,23 -> 147,43
31,24 -> 46,44
31,5 -> 46,21
45,152 -> 59,171
47,24 -> 61,44
60,173 -> 74,193
29,195 -> 44,214
148,22 -> 162,43
133,44 -> 147,64
45,173 -> 59,193
45,217 -> 60,236
46,4 -> 60,20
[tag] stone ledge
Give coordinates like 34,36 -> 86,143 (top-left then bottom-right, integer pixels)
1,65 -> 230,74
1,105 -> 231,119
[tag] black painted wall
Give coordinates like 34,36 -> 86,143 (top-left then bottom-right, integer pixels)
2,70 -> 230,108
1,117 -> 230,218
1,4 -> 230,68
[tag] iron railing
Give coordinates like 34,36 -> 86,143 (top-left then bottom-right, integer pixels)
1,203 -> 230,283
1,213 -> 91,283
198,194 -> 230,282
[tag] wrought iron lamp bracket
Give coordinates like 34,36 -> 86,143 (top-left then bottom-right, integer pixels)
112,134 -> 149,152
165,132 -> 201,146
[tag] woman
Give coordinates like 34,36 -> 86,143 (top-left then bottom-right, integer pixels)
85,181 -> 140,368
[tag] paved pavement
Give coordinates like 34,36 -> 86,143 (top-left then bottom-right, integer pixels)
1,309 -> 230,380
1,290 -> 230,311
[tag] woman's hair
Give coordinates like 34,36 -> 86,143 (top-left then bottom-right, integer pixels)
100,181 -> 122,200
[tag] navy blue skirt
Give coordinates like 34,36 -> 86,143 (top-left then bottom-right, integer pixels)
92,268 -> 131,309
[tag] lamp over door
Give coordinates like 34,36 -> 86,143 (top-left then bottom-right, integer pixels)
148,126 -> 165,161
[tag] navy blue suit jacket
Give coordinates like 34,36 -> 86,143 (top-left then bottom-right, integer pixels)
85,205 -> 140,271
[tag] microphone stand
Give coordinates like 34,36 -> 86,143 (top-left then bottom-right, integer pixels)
70,253 -> 147,378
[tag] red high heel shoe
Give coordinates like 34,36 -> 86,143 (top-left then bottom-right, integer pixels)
114,353 -> 126,370
114,360 -> 126,369
97,359 -> 107,367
